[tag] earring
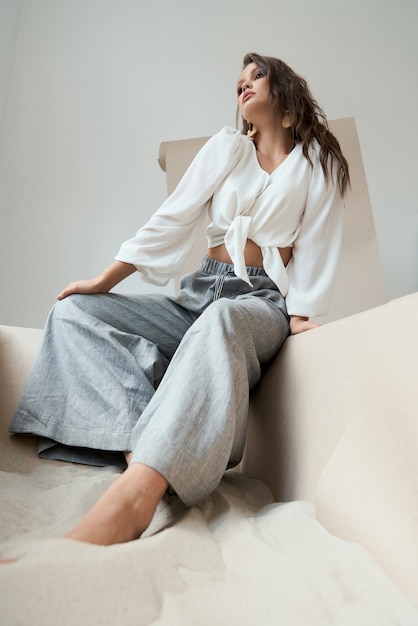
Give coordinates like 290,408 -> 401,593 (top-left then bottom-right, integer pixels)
246,122 -> 257,138
282,111 -> 293,129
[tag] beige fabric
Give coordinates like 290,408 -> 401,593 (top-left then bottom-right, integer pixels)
242,292 -> 418,600
0,325 -> 43,469
1,315 -> 418,621
314,293 -> 418,601
158,118 -> 386,323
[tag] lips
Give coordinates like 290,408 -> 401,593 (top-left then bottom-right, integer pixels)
242,91 -> 255,102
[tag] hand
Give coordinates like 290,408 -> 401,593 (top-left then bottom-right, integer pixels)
57,277 -> 108,300
57,261 -> 136,300
289,315 -> 320,335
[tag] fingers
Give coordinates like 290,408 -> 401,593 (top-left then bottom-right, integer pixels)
290,317 -> 321,335
303,320 -> 320,332
56,284 -> 76,300
56,278 -> 102,300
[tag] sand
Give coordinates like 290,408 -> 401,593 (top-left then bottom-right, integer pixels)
1,460 -> 417,626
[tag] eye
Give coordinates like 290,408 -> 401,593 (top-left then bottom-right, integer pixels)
254,71 -> 264,80
237,86 -> 243,96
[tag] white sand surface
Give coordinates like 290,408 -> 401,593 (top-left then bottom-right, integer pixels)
1,462 -> 417,626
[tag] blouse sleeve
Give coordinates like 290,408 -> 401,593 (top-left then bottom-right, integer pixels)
285,151 -> 344,318
115,126 -> 243,285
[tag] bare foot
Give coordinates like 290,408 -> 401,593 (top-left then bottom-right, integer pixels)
65,462 -> 168,545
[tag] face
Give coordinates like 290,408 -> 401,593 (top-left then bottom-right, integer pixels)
237,62 -> 270,120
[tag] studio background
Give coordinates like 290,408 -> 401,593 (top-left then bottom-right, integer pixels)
1,0 -> 417,328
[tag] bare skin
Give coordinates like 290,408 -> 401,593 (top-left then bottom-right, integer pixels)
65,462 -> 168,545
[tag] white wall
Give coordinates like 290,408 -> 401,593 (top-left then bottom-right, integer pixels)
0,0 -> 21,140
1,0 -> 417,328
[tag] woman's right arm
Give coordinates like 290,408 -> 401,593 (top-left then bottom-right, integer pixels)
115,127 -> 243,286
58,128 -> 242,300
57,260 -> 136,300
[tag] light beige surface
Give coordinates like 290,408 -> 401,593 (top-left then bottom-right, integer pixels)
2,469 -> 417,626
243,292 -> 418,602
0,325 -> 43,469
158,118 -> 386,323
1,305 -> 418,623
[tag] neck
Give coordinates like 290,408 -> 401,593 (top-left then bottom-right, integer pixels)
253,125 -> 294,159
248,118 -> 295,175
249,112 -> 294,153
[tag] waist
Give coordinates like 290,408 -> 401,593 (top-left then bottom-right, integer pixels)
198,256 -> 268,277
208,240 -> 292,267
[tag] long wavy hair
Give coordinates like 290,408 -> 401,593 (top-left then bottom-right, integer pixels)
238,53 -> 350,196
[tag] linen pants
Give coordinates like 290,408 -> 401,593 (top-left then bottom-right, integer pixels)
10,257 -> 289,506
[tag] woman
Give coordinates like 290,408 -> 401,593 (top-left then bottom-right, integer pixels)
9,53 -> 350,545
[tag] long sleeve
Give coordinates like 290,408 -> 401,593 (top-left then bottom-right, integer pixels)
115,127 -> 243,285
285,154 -> 344,318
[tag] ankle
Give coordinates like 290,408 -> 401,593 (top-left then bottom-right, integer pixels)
65,462 -> 169,545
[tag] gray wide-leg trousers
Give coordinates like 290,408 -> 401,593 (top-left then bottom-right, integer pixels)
10,257 -> 289,506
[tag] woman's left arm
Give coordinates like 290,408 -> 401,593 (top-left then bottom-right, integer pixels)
286,153 -> 345,332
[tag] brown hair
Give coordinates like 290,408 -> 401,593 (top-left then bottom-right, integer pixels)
239,53 -> 350,196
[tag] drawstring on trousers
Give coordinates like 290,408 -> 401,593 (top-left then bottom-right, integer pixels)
213,271 -> 233,301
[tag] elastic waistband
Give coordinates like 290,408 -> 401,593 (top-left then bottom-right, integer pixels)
199,255 -> 267,277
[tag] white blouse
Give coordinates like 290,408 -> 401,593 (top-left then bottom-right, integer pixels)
115,126 -> 344,318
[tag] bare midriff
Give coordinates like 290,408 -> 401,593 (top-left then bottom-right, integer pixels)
207,239 -> 292,268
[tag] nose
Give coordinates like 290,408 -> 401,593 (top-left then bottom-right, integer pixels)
242,80 -> 251,92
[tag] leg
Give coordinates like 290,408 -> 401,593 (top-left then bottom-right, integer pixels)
130,295 -> 289,506
65,296 -> 288,544
9,292 -> 195,459
65,462 -> 168,545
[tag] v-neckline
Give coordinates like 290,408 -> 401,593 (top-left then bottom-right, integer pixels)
250,139 -> 299,177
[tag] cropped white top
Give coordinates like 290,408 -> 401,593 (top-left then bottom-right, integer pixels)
115,126 -> 344,317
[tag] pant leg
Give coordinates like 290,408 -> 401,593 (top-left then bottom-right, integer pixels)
9,292 -> 196,461
130,295 -> 289,506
